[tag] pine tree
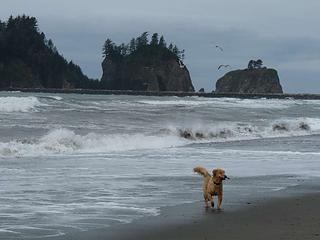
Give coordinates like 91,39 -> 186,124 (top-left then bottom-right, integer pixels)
150,33 -> 159,46
180,49 -> 185,61
136,32 -> 149,49
248,60 -> 254,70
120,43 -> 128,56
159,35 -> 166,48
103,38 -> 114,58
255,59 -> 263,68
172,45 -> 179,55
129,38 -> 136,53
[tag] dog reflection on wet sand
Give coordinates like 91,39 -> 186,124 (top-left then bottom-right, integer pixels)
193,166 -> 229,210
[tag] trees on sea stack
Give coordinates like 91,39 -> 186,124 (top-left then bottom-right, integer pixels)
248,59 -> 264,70
102,32 -> 185,63
100,32 -> 194,92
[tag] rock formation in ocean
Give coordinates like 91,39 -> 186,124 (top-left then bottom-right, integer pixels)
100,33 -> 195,92
215,68 -> 283,94
101,58 -> 194,92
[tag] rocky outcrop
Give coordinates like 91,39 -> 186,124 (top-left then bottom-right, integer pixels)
215,68 -> 283,94
101,58 -> 194,92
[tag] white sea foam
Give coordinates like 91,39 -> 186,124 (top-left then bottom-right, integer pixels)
137,97 -> 298,109
0,128 -> 187,157
48,96 -> 63,101
138,99 -> 216,106
0,96 -> 43,113
0,229 -> 20,234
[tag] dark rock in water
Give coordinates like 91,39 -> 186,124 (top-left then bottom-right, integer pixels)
199,88 -> 205,93
101,58 -> 194,92
178,129 -> 206,140
273,123 -> 289,131
299,122 -> 310,131
179,130 -> 195,140
195,132 -> 205,139
216,68 -> 283,94
208,129 -> 232,138
244,127 -> 253,133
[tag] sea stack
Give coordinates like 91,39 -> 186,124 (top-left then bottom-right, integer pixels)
100,33 -> 194,92
215,68 -> 283,94
101,58 -> 194,92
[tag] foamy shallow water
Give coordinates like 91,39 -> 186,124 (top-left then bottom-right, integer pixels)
0,92 -> 320,238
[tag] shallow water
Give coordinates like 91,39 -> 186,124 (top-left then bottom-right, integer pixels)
0,92 -> 320,238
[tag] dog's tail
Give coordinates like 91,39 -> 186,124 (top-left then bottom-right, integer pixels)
193,166 -> 210,177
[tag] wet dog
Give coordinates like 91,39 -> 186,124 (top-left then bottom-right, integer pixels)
193,166 -> 229,209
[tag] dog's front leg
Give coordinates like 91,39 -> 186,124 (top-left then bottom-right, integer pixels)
209,195 -> 214,208
217,194 -> 223,210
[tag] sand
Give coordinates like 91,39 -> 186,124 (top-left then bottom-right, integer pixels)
53,184 -> 320,240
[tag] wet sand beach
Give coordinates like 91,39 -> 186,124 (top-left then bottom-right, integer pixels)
53,184 -> 320,240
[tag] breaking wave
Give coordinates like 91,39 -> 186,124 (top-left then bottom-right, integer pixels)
0,129 -> 187,157
0,96 -> 43,113
1,118 -> 320,157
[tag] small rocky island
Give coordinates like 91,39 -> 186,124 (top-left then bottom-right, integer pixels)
100,33 -> 194,92
215,60 -> 283,94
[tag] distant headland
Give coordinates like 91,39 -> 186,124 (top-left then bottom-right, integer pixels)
0,15 -> 99,89
1,15 -> 286,95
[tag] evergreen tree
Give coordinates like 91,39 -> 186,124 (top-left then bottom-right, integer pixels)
159,35 -> 166,48
255,59 -> 263,68
103,38 -> 115,58
172,45 -> 179,55
129,38 -> 136,53
136,32 -> 149,48
150,33 -> 159,46
48,39 -> 53,49
120,43 -> 128,56
180,49 -> 185,61
248,60 -> 254,70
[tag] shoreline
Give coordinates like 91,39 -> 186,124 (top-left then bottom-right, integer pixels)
2,88 -> 320,99
52,183 -> 320,240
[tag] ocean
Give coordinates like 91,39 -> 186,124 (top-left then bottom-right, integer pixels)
0,92 -> 320,239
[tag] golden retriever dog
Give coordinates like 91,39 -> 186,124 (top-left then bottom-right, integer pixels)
193,166 -> 229,209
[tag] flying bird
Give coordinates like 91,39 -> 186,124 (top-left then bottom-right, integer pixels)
218,64 -> 231,70
215,45 -> 224,51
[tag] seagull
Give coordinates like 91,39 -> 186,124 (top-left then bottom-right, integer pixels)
215,45 -> 224,51
218,64 -> 231,70
178,60 -> 185,69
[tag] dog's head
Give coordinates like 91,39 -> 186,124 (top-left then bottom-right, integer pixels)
212,168 -> 229,182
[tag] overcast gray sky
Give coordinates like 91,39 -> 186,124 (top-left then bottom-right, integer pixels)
1,0 -> 320,92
